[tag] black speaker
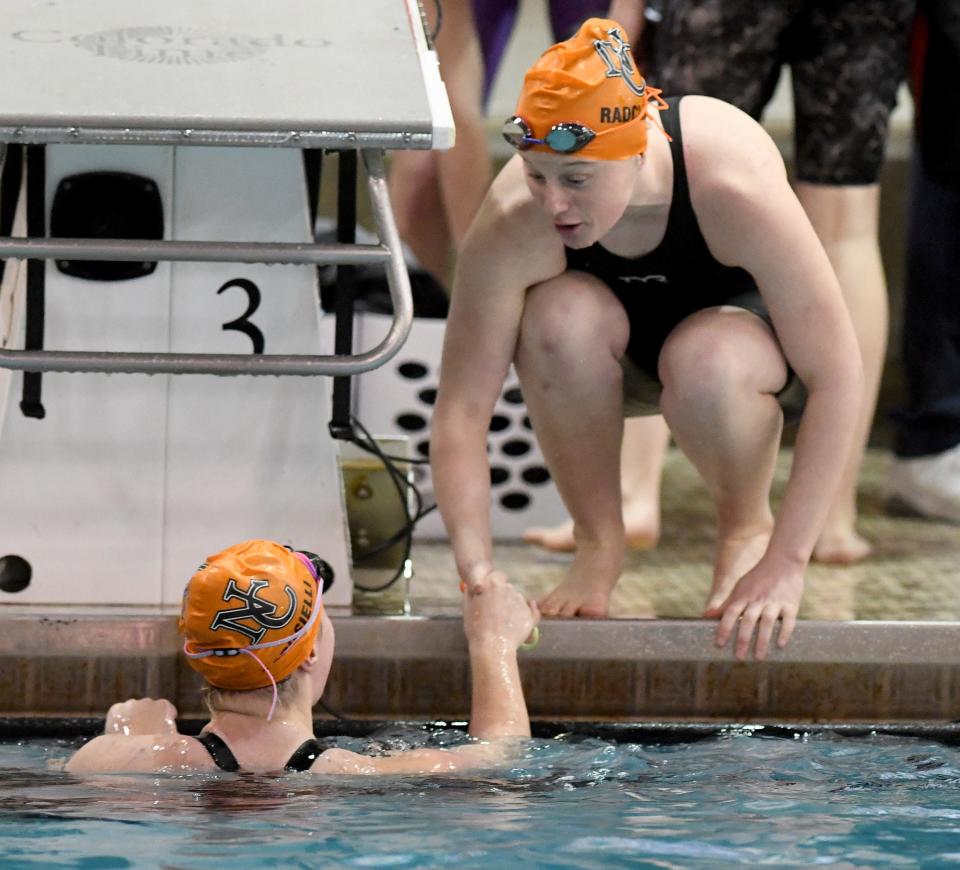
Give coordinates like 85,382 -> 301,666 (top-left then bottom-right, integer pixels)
50,171 -> 164,281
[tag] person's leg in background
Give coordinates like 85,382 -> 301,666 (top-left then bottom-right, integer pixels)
886,150 -> 960,521
387,0 -> 615,292
792,182 -> 885,562
886,2 -> 960,521
388,0 -> 496,288
790,0 -> 915,561
524,414 -> 669,552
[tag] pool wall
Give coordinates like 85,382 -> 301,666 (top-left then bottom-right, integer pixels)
1,610 -> 958,723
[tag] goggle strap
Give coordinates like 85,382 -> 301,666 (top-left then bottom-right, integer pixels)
292,551 -> 318,583
179,642 -> 279,721
181,584 -> 322,657
643,88 -> 673,143
238,648 -> 279,721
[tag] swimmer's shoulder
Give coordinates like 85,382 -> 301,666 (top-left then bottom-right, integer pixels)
676,96 -> 786,196
481,155 -> 553,235
461,155 -> 566,283
65,732 -> 217,774
672,95 -> 793,266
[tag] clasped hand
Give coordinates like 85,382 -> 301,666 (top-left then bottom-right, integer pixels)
462,564 -> 540,651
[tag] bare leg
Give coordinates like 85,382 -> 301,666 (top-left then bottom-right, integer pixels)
388,151 -> 453,283
523,415 -> 669,552
796,183 -> 885,564
656,308 -> 788,613
514,273 -> 630,618
433,0 -> 492,251
388,0 -> 491,289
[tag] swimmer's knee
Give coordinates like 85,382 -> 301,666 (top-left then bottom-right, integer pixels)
520,273 -> 628,358
659,310 -> 784,398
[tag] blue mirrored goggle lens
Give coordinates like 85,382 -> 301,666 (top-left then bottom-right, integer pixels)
543,128 -> 581,153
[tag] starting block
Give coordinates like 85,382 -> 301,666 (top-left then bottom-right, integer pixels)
0,0 -> 453,607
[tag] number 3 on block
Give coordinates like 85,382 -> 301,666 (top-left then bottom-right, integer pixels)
217,278 -> 265,354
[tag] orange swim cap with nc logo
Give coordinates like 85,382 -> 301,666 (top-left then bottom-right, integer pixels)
510,18 -> 668,161
179,539 -> 324,691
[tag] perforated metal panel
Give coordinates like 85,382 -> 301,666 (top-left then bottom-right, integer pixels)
344,313 -> 567,539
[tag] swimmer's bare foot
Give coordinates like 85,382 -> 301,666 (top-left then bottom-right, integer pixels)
524,499 -> 660,554
523,519 -> 576,553
537,545 -> 624,618
704,525 -> 773,616
623,497 -> 661,551
812,523 -> 872,565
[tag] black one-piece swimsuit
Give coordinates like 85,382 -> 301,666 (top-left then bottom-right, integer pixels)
564,95 -> 772,382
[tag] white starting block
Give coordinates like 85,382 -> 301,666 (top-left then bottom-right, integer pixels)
0,0 -> 453,607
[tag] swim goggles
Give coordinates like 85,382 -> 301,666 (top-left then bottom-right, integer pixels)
292,549 -> 335,594
501,115 -> 597,154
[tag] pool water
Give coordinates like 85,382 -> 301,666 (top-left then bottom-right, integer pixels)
2,727 -> 959,868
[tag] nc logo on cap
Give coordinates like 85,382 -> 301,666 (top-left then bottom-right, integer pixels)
209,577 -> 297,644
593,27 -> 644,97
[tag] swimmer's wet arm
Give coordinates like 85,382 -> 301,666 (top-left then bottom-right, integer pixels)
314,581 -> 538,775
66,697 -> 214,773
311,742 -> 508,776
466,637 -> 530,740
463,575 -> 538,740
65,734 -> 212,773
103,698 -> 178,737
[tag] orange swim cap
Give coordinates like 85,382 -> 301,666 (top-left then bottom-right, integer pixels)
511,18 -> 666,161
179,539 -> 323,691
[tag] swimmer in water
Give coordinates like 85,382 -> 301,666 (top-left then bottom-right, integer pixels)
66,539 -> 539,774
429,18 -> 862,660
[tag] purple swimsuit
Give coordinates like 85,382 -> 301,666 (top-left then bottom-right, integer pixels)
474,0 -> 610,104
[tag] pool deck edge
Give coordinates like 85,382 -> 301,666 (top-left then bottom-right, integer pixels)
1,612 -> 958,721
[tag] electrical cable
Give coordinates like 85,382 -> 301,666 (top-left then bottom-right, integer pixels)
344,415 -> 438,593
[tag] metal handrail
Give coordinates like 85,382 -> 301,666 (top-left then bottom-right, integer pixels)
0,148 -> 413,376
0,238 -> 391,267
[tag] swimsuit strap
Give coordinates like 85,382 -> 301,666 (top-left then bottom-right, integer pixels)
198,731 -> 323,773
658,96 -> 695,238
197,731 -> 240,772
285,738 -> 324,772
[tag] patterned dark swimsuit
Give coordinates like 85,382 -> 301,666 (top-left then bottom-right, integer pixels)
564,96 -> 798,416
650,0 -> 915,186
198,731 -> 324,773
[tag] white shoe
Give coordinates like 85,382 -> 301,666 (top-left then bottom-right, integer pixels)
885,443 -> 960,523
